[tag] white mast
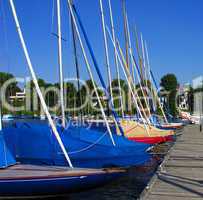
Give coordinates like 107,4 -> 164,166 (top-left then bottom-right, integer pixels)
145,40 -> 155,111
99,0 -> 113,108
141,34 -> 150,98
67,0 -> 116,146
141,34 -> 147,82
116,39 -> 151,129
108,0 -> 124,117
145,42 -> 168,124
106,27 -> 150,135
9,0 -> 73,168
0,104 -> 2,131
125,15 -> 151,119
57,0 -> 66,128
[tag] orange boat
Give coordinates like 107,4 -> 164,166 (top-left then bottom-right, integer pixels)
118,120 -> 175,144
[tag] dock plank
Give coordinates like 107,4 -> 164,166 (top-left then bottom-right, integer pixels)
140,125 -> 203,200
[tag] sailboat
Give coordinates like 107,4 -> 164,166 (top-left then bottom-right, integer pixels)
0,127 -> 124,197
85,0 -> 175,145
0,0 -> 128,198
114,34 -> 176,144
3,0 -> 151,169
0,125 -> 125,197
148,68 -> 183,130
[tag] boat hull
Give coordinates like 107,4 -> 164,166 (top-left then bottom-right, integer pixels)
0,164 -> 124,198
127,135 -> 174,144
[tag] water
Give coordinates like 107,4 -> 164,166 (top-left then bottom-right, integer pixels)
67,156 -> 162,200
58,143 -> 171,200
16,156 -> 162,200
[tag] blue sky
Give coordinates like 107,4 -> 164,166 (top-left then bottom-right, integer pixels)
0,0 -> 203,86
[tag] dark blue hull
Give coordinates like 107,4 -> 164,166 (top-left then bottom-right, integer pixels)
0,165 -> 124,198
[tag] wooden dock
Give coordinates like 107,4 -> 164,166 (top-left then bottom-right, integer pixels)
140,125 -> 203,200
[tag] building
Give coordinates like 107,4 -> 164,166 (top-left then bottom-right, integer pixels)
178,83 -> 190,111
9,89 -> 26,102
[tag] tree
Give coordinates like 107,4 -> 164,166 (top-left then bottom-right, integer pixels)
78,80 -> 105,115
0,72 -> 22,114
160,74 -> 178,116
111,79 -> 128,114
26,78 -> 47,115
0,72 -> 21,98
160,74 -> 178,91
64,82 -> 77,116
188,86 -> 194,114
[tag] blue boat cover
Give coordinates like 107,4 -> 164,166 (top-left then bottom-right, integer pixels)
0,130 -> 16,168
3,121 -> 151,168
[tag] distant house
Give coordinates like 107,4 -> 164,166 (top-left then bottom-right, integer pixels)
9,89 -> 26,102
178,83 -> 190,111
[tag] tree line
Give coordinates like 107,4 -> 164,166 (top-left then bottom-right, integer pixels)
0,71 -> 182,117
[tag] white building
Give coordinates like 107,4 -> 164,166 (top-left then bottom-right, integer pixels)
178,83 -> 190,111
9,89 -> 26,102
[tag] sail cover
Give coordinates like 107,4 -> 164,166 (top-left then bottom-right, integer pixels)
0,130 -> 16,168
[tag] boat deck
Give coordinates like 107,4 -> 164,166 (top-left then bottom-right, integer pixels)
140,125 -> 203,200
0,164 -> 124,180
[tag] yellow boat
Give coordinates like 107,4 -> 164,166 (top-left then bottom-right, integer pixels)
118,120 -> 175,144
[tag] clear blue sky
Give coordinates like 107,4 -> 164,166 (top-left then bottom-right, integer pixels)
0,0 -> 203,86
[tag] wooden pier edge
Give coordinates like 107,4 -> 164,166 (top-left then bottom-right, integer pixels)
138,130 -> 178,200
138,125 -> 203,200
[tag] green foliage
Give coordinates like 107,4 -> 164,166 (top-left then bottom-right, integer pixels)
111,78 -> 128,114
0,72 -> 21,98
160,74 -> 178,91
0,72 -> 130,117
160,74 -> 178,116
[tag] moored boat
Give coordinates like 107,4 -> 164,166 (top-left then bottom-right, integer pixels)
0,164 -> 125,198
119,120 -> 175,144
3,121 -> 151,168
0,129 -> 126,198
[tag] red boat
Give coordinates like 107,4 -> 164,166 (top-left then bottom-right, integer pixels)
127,135 -> 174,144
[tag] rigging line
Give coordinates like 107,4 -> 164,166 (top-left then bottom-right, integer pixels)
125,14 -> 136,87
67,0 -> 116,146
126,25 -> 151,117
1,0 -> 17,100
125,15 -> 151,117
117,40 -> 151,126
122,0 -> 132,113
9,0 -> 73,168
66,131 -> 108,155
71,3 -> 125,137
144,40 -> 156,112
121,0 -> 129,68
99,0 -> 113,108
51,0 -> 55,33
117,41 -> 150,135
106,26 -> 150,135
131,52 -> 152,118
108,0 -> 124,118
145,43 -> 168,124
57,0 -> 66,128
141,34 -> 148,86
140,35 -> 152,115
134,26 -> 143,81
70,15 -> 83,120
1,0 -> 10,74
